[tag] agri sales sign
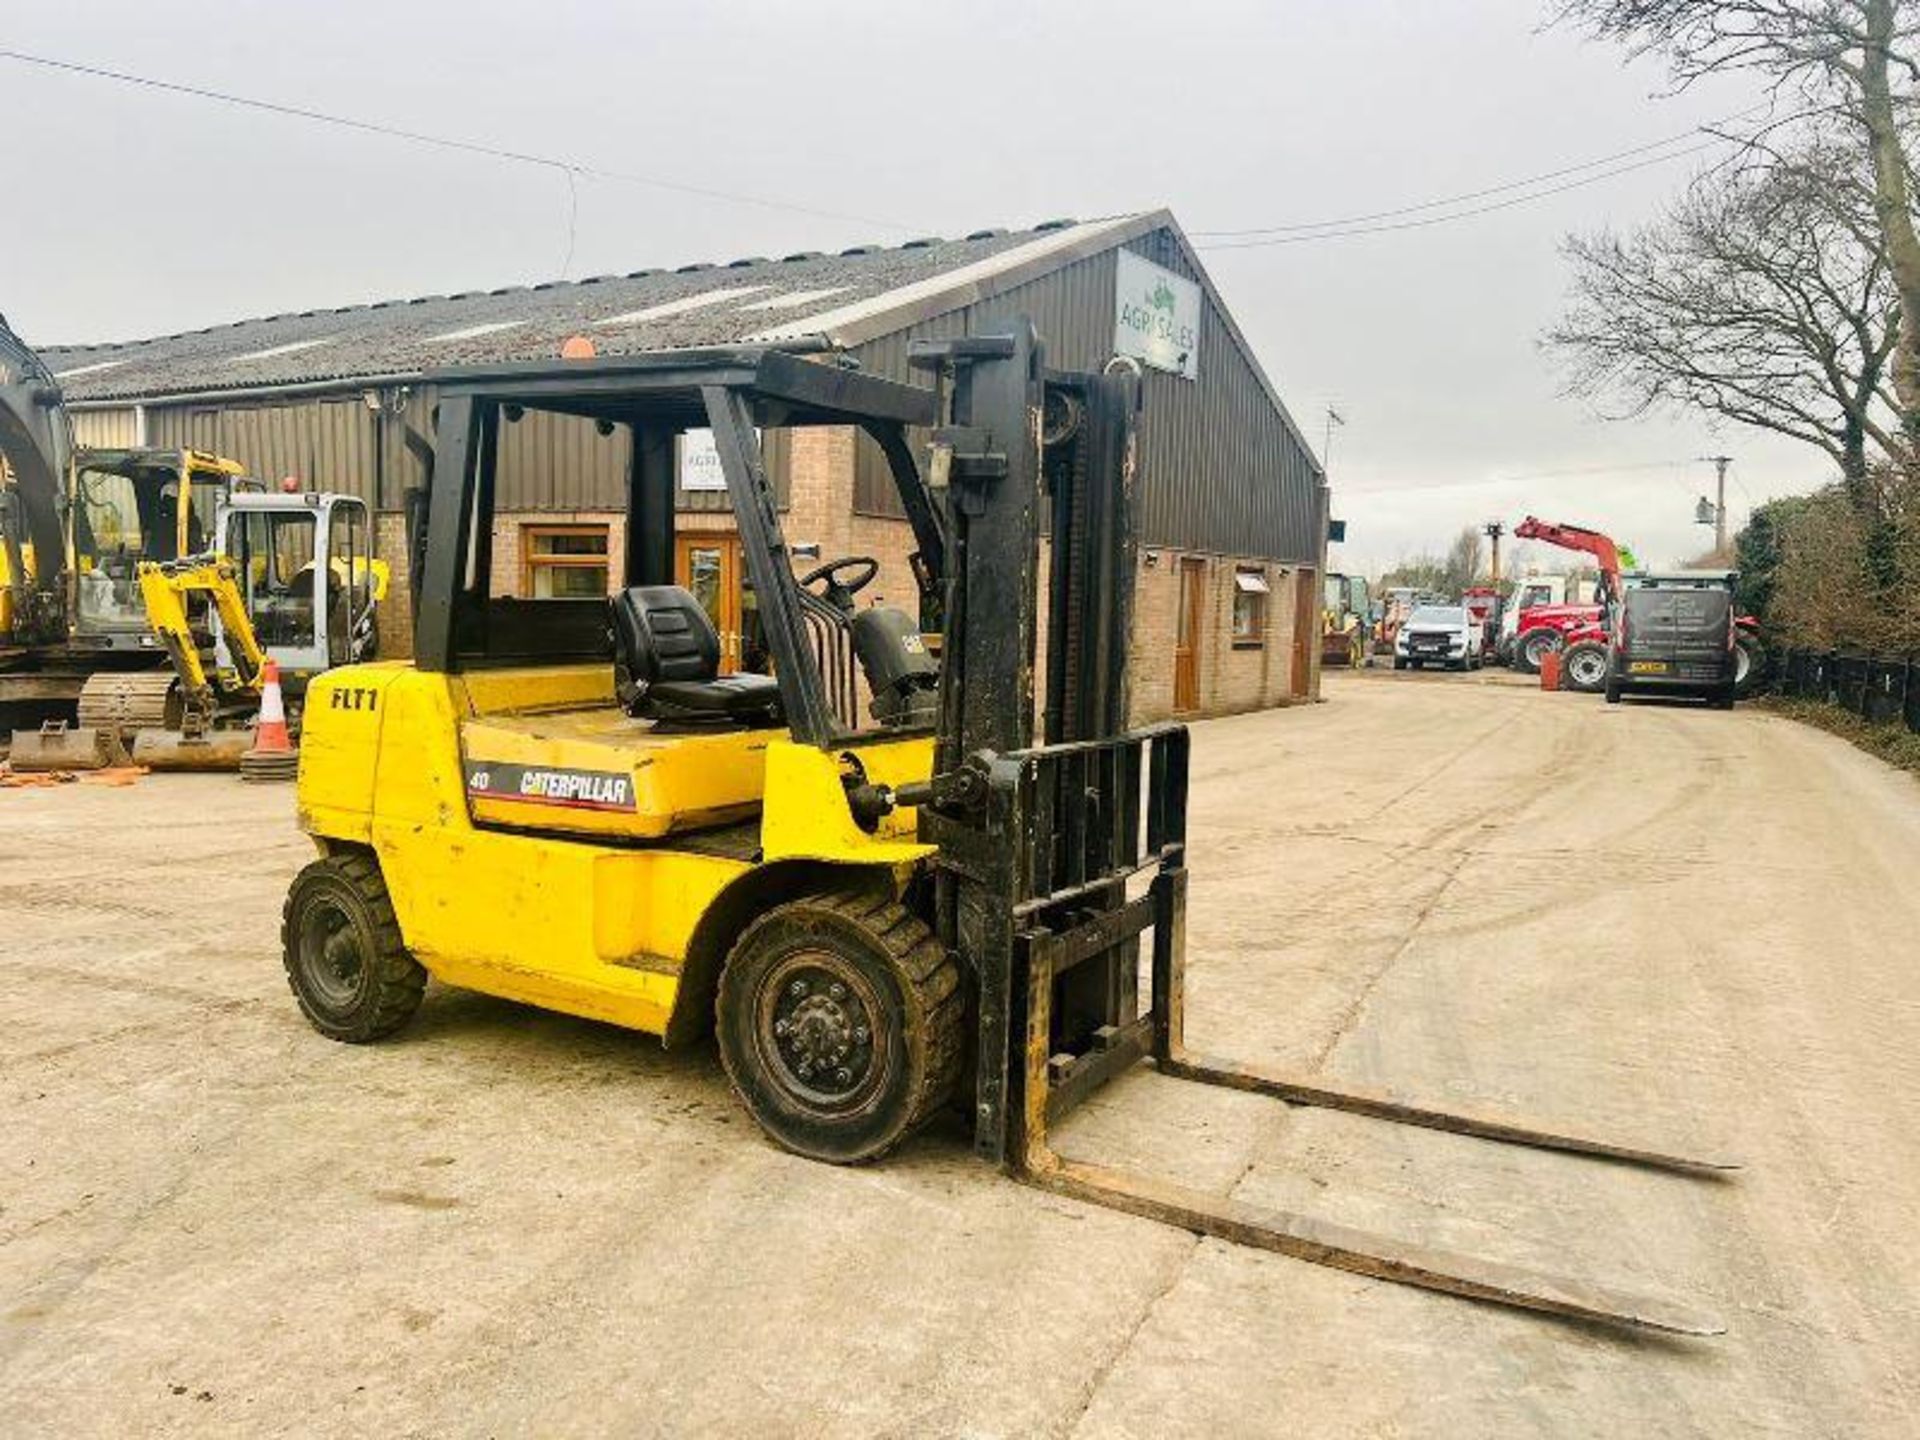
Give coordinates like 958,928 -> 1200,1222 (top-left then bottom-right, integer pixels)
1114,250 -> 1201,380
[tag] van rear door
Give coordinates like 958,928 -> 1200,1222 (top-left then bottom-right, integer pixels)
1625,587 -> 1731,683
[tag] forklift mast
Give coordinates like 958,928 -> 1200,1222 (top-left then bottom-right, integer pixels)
907,324 -> 1187,1169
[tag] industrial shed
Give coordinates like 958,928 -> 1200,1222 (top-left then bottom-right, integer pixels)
39,210 -> 1328,720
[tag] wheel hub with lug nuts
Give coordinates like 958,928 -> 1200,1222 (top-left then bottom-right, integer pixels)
770,967 -> 875,1097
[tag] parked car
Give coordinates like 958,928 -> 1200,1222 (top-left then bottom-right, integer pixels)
1603,572 -> 1738,709
1393,604 -> 1484,671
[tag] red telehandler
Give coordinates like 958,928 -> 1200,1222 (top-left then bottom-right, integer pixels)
1511,516 -> 1766,695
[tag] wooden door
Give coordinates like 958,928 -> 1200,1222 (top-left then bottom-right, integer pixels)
675,535 -> 743,673
1174,557 -> 1207,713
1292,569 -> 1317,695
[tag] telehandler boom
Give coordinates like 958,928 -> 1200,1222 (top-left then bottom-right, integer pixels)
284,325 -> 1733,1334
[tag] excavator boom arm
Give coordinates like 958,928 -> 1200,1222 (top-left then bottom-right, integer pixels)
1513,515 -> 1624,584
0,313 -> 73,629
136,557 -> 268,705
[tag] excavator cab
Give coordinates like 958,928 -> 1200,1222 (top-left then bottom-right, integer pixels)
117,490 -> 388,771
67,449 -> 249,649
285,327 -> 1734,1335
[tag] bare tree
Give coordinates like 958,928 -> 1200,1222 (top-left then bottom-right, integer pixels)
1553,0 -> 1920,434
1447,526 -> 1487,589
1547,146 -> 1897,489
1382,528 -> 1487,596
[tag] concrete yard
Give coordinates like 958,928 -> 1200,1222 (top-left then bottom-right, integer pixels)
3,672 -> 1917,1437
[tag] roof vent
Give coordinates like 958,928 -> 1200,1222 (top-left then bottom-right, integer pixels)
899,236 -> 944,249
839,244 -> 881,257
488,286 -> 527,297
782,251 -> 826,263
531,281 -> 562,291
676,262 -> 715,274
408,294 -> 447,305
726,257 -> 769,269
578,275 -> 613,286
368,300 -> 398,310
964,228 -> 1008,241
1032,217 -> 1077,232
625,267 -> 663,280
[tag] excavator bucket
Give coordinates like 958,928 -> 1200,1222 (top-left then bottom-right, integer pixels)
129,727 -> 253,771
7,719 -> 128,772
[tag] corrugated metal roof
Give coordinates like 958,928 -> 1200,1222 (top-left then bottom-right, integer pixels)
38,216 -> 1146,404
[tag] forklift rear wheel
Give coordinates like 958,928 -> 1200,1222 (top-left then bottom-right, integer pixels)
717,890 -> 961,1164
282,854 -> 427,1043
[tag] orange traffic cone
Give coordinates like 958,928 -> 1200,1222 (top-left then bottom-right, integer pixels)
241,659 -> 298,783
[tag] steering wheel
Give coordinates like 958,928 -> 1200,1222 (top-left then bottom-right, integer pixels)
798,555 -> 879,599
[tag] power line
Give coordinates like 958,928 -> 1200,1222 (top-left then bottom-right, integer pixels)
1192,112 -> 1760,239
1195,142 -> 1724,249
0,47 -> 915,234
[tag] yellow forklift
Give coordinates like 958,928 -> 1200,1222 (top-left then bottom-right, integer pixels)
283,326 -> 1733,1334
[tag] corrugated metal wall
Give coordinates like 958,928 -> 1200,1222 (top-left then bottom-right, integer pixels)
143,386 -> 788,515
70,408 -> 143,449
148,397 -> 379,502
849,228 -> 1323,562
494,406 -> 631,509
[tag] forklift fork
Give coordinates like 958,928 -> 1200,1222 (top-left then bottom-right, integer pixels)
994,730 -> 1729,1337
913,323 -> 1733,1337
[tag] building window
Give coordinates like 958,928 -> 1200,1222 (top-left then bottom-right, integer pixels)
1232,565 -> 1270,646
524,525 -> 610,598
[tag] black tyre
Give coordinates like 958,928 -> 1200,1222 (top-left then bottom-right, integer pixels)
1734,632 -> 1766,697
1514,628 -> 1561,676
1710,685 -> 1737,710
282,853 -> 427,1042
717,890 -> 961,1164
1393,658 -> 1406,671
1604,682 -> 1623,705
1561,640 -> 1610,694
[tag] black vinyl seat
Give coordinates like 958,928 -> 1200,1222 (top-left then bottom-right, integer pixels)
610,586 -> 783,728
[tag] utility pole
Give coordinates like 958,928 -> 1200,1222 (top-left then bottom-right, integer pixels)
1703,454 -> 1732,553
1483,521 -> 1505,586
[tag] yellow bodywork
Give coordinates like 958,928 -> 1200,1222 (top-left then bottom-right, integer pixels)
136,556 -> 268,698
298,661 -> 934,1040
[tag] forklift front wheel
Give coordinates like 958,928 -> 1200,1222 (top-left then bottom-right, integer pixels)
282,854 -> 427,1043
717,891 -> 961,1164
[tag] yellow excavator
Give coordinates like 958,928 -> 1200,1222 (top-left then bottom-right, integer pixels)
120,492 -> 390,769
3,310 -> 259,767
281,327 -> 1736,1335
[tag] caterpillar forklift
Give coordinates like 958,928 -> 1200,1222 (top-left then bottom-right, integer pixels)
284,325 -> 1733,1334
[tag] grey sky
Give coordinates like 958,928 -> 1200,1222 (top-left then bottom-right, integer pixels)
1,0 -> 1802,572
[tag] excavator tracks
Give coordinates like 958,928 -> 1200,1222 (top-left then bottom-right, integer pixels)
76,670 -> 181,735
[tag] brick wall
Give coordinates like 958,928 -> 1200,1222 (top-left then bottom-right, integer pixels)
1127,551 -> 1318,724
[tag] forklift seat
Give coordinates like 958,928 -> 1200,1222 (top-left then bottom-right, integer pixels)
610,585 -> 783,728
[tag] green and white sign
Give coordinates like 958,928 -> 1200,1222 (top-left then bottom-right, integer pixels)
1114,250 -> 1200,380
